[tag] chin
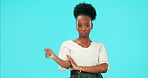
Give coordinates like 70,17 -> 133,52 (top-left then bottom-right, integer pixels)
81,35 -> 89,38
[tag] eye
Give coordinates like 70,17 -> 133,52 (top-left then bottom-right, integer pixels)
85,25 -> 90,27
78,25 -> 82,27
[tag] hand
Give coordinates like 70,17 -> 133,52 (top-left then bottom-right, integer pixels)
66,55 -> 80,70
44,48 -> 56,59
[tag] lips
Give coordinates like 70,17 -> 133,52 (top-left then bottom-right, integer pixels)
81,32 -> 87,35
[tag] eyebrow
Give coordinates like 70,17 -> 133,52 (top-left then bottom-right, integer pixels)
77,22 -> 90,24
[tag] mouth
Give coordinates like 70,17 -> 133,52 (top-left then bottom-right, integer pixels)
81,32 -> 87,35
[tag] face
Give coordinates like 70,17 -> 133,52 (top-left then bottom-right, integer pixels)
76,15 -> 93,38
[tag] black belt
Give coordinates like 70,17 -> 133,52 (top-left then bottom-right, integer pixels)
71,70 -> 91,75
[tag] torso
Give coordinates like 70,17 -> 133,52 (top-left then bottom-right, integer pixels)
63,40 -> 103,66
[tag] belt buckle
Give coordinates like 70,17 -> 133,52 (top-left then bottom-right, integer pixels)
78,70 -> 82,74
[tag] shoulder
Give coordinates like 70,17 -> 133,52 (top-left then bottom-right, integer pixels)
61,40 -> 73,46
92,41 -> 105,46
92,42 -> 107,52
92,41 -> 107,49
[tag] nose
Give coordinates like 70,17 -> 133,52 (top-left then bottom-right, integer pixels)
82,27 -> 86,31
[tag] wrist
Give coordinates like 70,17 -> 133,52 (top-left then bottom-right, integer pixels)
52,55 -> 57,60
76,66 -> 83,71
76,66 -> 80,70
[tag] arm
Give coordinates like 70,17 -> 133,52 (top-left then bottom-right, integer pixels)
77,63 -> 108,73
66,55 -> 108,73
45,48 -> 71,68
52,56 -> 71,68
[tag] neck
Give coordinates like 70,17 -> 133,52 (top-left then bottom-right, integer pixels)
78,36 -> 91,44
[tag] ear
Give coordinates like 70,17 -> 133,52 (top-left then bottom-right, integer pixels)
91,23 -> 93,29
76,21 -> 78,30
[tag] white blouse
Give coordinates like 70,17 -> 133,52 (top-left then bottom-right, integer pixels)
58,40 -> 109,71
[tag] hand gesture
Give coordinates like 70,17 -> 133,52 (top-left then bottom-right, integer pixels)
44,48 -> 56,59
66,55 -> 79,70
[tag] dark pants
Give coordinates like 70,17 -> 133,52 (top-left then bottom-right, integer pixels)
70,70 -> 103,78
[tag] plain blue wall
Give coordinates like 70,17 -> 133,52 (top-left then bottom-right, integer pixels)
1,0 -> 148,78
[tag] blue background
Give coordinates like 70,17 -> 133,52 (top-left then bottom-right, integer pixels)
1,0 -> 148,78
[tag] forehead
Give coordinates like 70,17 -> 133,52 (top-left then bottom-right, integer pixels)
76,15 -> 91,23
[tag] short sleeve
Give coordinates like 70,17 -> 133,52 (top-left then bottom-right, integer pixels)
99,43 -> 110,70
58,42 -> 71,71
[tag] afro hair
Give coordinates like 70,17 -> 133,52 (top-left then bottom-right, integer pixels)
74,3 -> 96,21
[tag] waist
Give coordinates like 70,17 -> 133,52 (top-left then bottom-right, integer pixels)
71,70 -> 94,75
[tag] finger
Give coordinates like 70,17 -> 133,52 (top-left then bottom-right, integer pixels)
66,55 -> 69,59
69,58 -> 75,64
50,51 -> 54,55
45,52 -> 49,58
66,55 -> 72,61
44,48 -> 52,51
67,55 -> 74,61
45,51 -> 51,57
66,56 -> 70,61
44,48 -> 49,51
66,55 -> 69,58
66,55 -> 72,59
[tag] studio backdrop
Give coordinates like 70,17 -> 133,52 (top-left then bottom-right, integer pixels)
1,0 -> 148,78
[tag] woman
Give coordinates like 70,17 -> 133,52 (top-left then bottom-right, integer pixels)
45,3 -> 109,78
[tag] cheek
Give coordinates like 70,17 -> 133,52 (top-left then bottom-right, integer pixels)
78,28 -> 81,31
76,27 -> 80,31
87,28 -> 91,32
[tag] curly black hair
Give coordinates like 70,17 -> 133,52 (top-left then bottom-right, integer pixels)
74,3 -> 96,21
